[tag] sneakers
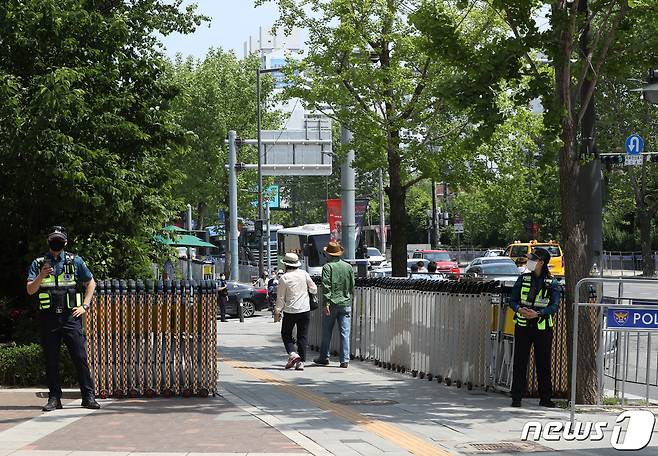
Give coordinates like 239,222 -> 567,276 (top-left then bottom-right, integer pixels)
313,357 -> 329,366
42,397 -> 63,412
286,352 -> 301,369
295,361 -> 304,371
539,400 -> 557,408
339,362 -> 348,368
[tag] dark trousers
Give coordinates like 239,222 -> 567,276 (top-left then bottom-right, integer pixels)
39,312 -> 94,399
219,294 -> 227,321
281,311 -> 310,362
511,323 -> 553,402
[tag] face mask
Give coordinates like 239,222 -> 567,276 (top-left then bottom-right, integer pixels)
526,260 -> 538,272
48,239 -> 65,252
220,275 -> 225,280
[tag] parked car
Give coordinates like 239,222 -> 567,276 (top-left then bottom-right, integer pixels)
366,247 -> 387,268
410,249 -> 460,279
483,249 -> 505,257
221,281 -> 268,318
504,240 -> 565,277
467,256 -> 516,269
463,262 -> 521,286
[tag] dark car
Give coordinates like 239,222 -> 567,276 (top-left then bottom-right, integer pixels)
463,262 -> 521,286
221,281 -> 268,318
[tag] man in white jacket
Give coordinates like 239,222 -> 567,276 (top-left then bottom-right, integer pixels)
274,253 -> 318,371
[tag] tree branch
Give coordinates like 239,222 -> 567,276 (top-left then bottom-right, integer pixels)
402,175 -> 425,190
397,58 -> 431,121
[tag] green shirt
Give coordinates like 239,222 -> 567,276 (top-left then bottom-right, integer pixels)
322,257 -> 355,307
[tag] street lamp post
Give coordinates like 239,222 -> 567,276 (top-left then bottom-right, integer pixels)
256,66 -> 279,277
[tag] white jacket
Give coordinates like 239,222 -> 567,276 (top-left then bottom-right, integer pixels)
275,268 -> 318,314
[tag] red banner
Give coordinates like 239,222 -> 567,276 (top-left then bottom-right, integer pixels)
326,198 -> 370,243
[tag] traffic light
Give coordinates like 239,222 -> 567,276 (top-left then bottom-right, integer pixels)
600,154 -> 625,165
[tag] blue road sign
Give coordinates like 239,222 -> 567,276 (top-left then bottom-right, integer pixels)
625,134 -> 645,155
607,307 -> 658,330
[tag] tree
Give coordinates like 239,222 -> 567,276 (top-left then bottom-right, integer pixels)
418,0 -> 655,403
257,0 -> 496,276
167,50 -> 280,229
0,0 -> 205,337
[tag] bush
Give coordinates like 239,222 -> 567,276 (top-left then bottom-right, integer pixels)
0,344 -> 79,387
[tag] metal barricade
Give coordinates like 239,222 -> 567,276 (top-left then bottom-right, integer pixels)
87,279 -> 218,399
570,277 -> 658,423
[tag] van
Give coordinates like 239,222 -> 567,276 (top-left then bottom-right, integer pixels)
504,240 -> 564,277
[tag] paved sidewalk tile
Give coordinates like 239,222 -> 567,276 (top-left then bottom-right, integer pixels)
27,397 -> 306,454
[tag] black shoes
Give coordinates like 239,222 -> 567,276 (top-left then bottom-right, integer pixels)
339,362 -> 349,368
313,357 -> 329,366
511,398 -> 522,408
42,397 -> 63,412
539,400 -> 557,408
81,397 -> 101,409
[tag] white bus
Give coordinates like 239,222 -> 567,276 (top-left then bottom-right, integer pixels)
277,224 -> 331,276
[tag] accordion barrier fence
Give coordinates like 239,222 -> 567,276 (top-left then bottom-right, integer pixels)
308,277 -> 570,398
84,280 -> 218,399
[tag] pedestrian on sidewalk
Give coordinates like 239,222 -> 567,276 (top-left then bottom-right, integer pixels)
274,253 -> 317,371
218,272 -> 228,322
26,226 -> 101,412
314,241 -> 355,368
509,247 -> 561,408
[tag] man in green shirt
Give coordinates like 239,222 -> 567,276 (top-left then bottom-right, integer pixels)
314,241 -> 355,368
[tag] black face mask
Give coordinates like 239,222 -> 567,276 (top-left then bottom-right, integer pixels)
48,239 -> 66,252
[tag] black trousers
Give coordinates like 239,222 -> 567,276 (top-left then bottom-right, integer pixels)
281,311 -> 310,362
511,323 -> 553,402
39,311 -> 94,399
219,294 -> 227,321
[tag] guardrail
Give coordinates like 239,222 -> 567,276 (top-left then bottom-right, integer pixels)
602,251 -> 658,275
87,280 -> 218,399
308,278 -> 570,397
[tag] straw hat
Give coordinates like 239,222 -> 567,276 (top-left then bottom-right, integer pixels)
323,241 -> 344,257
282,252 -> 301,267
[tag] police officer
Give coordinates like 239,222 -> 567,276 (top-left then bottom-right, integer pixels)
509,247 -> 561,408
26,227 -> 100,411
218,272 -> 228,322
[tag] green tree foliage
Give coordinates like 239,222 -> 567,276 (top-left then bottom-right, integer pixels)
257,0 -> 502,275
453,109 -> 560,246
167,50 -> 280,229
0,0 -> 205,330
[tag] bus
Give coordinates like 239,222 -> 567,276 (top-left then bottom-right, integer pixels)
239,221 -> 284,271
277,224 -> 331,276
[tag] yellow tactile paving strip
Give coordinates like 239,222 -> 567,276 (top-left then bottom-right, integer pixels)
225,359 -> 453,456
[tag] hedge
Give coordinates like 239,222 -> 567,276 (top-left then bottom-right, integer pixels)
0,344 -> 79,387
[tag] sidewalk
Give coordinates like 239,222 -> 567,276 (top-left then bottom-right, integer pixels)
0,312 -> 657,455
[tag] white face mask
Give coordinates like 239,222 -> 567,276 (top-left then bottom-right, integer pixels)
526,260 -> 538,272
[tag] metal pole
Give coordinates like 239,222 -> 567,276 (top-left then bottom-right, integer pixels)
228,131 -> 239,281
256,67 -> 264,277
187,203 -> 193,280
341,125 -> 356,260
431,180 -> 437,249
266,201 -> 271,274
379,169 -> 386,255
646,333 -> 652,405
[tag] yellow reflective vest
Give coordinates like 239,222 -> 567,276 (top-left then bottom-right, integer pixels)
514,274 -> 554,330
36,253 -> 81,310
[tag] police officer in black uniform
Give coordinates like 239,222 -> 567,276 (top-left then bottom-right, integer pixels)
509,247 -> 561,408
26,227 -> 100,411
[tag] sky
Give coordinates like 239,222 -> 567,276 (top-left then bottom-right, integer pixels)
159,0 -> 281,60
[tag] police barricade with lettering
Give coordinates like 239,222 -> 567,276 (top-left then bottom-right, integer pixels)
571,277 -> 658,424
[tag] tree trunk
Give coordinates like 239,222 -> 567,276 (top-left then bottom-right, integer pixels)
386,143 -> 408,277
638,211 -> 655,276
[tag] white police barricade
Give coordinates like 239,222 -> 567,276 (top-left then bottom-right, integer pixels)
308,277 -> 498,389
570,277 -> 658,424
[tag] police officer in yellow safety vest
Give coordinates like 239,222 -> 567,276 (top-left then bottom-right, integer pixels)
509,247 -> 561,408
26,227 -> 100,412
